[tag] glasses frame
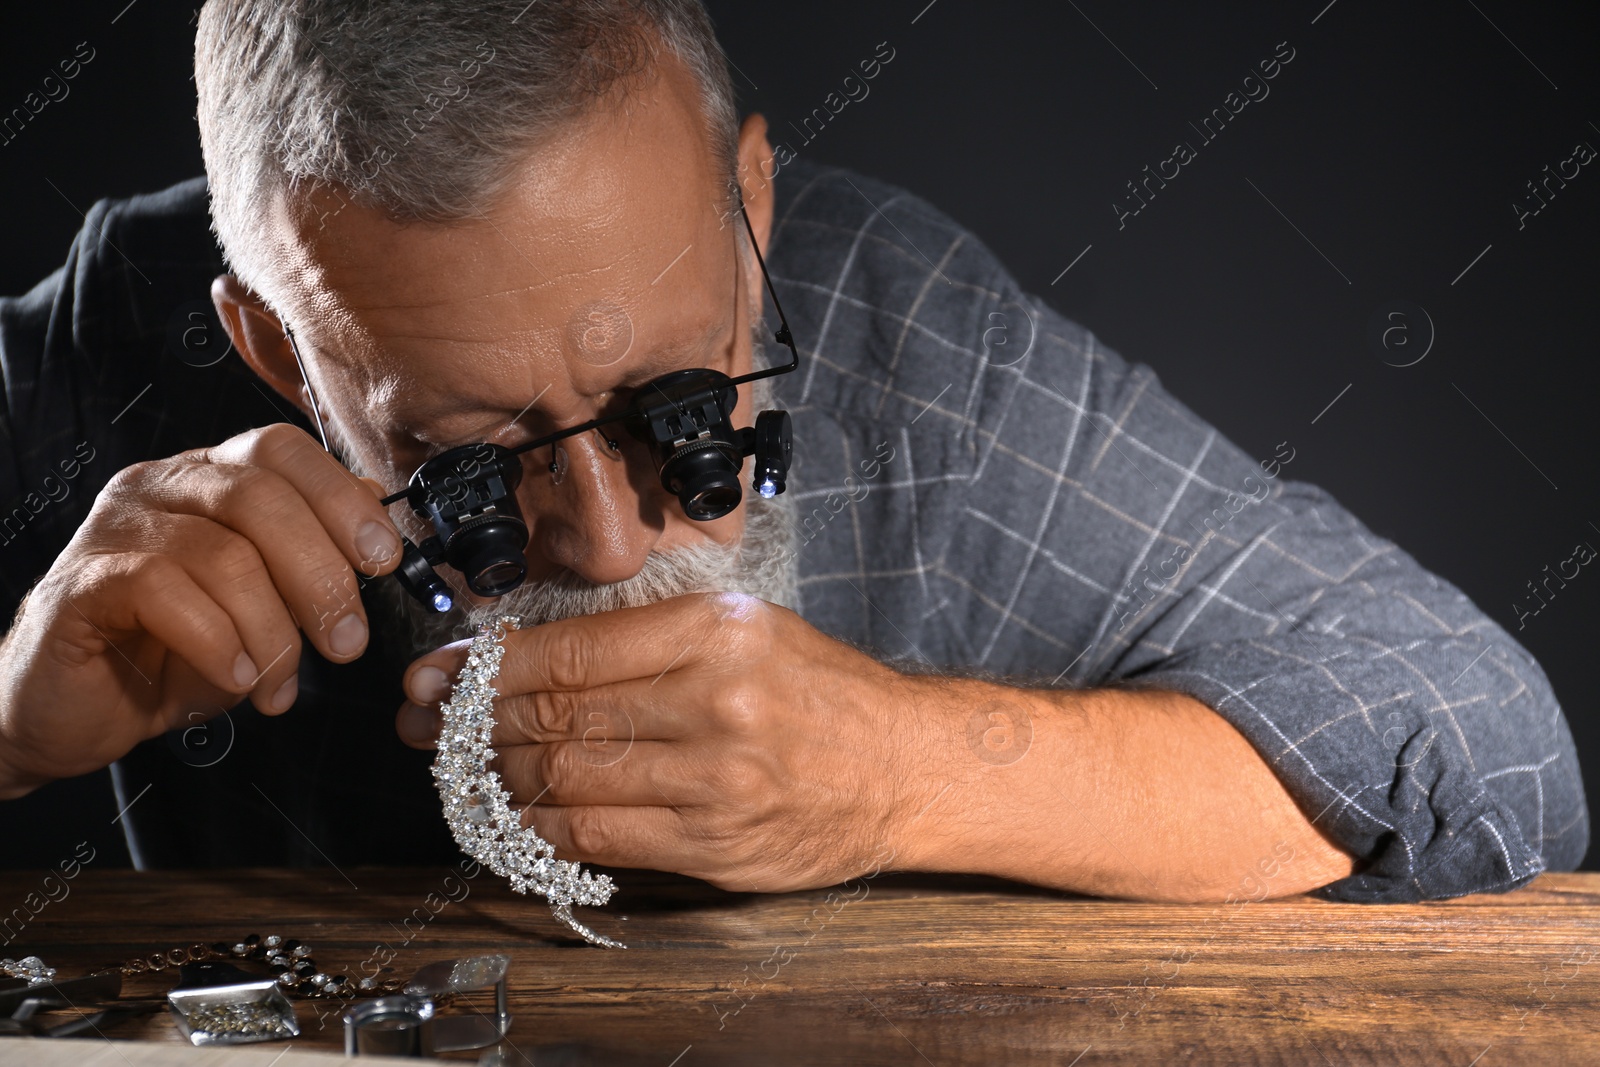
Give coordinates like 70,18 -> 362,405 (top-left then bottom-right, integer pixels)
283,199 -> 799,509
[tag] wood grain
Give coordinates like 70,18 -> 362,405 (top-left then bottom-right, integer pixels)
2,867 -> 1596,1065
2,1038 -> 422,1065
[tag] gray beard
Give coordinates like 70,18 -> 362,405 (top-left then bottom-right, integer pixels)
338,373 -> 801,661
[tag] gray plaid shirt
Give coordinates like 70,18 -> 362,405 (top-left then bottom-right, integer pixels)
1,158 -> 1588,899
768,159 -> 1588,902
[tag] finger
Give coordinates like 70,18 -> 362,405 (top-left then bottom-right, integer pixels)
431,592 -> 763,697
488,678 -> 694,747
172,515 -> 304,715
146,458 -> 376,664
408,644 -> 733,748
396,700 -> 441,749
78,553 -> 260,701
197,424 -> 403,580
399,681 -> 678,752
522,802 -> 687,871
400,592 -> 760,700
402,641 -> 471,707
495,740 -> 702,808
153,654 -> 242,736
356,475 -> 389,501
402,697 -> 689,798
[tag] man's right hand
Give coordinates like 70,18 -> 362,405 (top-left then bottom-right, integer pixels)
0,423 -> 402,798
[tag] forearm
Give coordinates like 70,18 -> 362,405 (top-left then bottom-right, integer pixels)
892,677 -> 1358,901
0,627 -> 38,800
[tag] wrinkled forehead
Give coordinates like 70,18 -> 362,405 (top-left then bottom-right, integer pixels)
262,55 -> 740,383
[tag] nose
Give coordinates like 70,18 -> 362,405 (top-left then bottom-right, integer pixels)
527,431 -> 663,585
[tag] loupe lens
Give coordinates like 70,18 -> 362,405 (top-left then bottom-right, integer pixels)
684,478 -> 741,520
471,558 -> 526,597
664,444 -> 743,521
446,516 -> 529,597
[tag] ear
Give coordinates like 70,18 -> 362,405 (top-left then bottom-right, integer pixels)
734,113 -> 776,279
210,274 -> 314,420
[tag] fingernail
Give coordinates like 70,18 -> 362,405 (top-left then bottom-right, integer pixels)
233,650 -> 258,689
397,702 -> 440,745
329,613 -> 367,657
410,665 -> 451,704
272,674 -> 299,712
355,521 -> 400,567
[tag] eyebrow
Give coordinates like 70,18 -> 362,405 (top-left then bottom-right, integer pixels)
397,313 -> 733,451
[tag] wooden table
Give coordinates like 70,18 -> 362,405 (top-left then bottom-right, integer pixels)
3,867 -> 1597,1065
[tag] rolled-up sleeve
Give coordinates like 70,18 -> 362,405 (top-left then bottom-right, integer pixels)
1111,476 -> 1590,901
941,286 -> 1589,903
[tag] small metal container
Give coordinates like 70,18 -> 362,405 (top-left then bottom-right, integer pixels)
168,977 -> 301,1046
344,993 -> 437,1057
405,953 -> 512,1052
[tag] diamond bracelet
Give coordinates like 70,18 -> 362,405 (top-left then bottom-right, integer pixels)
432,615 -> 625,949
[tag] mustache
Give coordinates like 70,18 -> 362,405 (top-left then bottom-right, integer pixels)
367,484 -> 799,658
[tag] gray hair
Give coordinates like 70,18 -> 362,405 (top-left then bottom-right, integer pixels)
194,0 -> 742,311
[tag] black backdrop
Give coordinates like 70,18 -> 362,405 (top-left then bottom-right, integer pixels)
1,0 -> 1594,870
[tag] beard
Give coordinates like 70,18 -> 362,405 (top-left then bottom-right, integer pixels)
332,353 -> 801,661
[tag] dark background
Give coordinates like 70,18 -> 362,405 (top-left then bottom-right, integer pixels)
1,0 -> 1595,870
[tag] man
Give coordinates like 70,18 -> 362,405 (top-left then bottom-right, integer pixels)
0,0 -> 1586,904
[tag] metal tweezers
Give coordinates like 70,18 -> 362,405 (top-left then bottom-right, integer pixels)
0,972 -> 164,1038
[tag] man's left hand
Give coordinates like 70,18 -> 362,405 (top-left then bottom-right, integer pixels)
396,593 -> 940,891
